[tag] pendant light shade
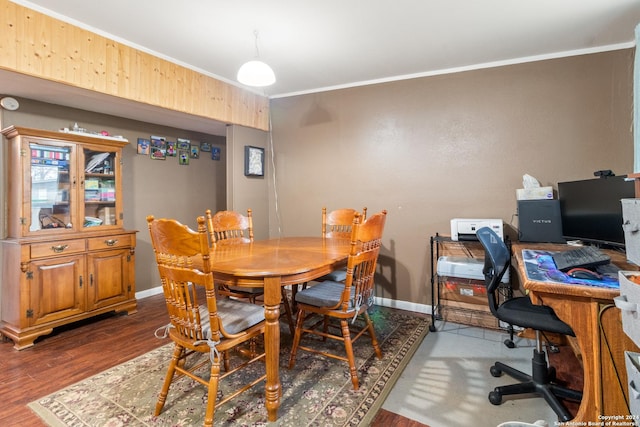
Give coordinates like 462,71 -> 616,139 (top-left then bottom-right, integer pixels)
237,30 -> 275,87
237,60 -> 276,87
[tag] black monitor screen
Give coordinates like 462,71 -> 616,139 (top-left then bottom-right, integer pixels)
557,175 -> 635,248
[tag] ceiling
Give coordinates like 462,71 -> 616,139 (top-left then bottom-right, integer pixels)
2,0 -> 640,135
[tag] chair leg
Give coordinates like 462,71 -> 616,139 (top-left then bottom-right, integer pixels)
223,350 -> 230,372
291,284 -> 299,313
363,311 -> 382,359
281,288 -> 296,335
288,308 -> 306,369
204,353 -> 222,427
155,345 -> 183,416
340,319 -> 359,390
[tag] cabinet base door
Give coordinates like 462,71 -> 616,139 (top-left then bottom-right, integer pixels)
30,255 -> 86,326
87,249 -> 132,310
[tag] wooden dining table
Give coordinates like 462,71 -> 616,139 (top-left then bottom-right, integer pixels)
207,236 -> 352,422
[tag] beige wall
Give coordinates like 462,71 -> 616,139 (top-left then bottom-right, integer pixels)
226,125 -> 270,240
269,49 -> 635,307
0,98 -> 227,294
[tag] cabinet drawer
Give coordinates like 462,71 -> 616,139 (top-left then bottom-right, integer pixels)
31,239 -> 86,259
87,234 -> 132,251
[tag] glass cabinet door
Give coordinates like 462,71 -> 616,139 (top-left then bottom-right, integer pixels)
82,147 -> 117,228
29,142 -> 73,232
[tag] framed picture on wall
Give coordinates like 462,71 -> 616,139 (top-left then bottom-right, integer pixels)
137,138 -> 150,155
211,147 -> 221,161
150,136 -> 166,160
166,140 -> 177,157
200,142 -> 212,152
178,149 -> 190,165
190,144 -> 200,159
244,145 -> 264,177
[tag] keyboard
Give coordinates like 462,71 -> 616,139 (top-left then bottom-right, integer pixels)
551,246 -> 611,272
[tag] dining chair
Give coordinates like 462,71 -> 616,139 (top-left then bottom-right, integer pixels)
147,215 -> 266,427
205,209 -> 263,303
288,210 -> 387,390
205,209 -> 296,335
319,207 -> 368,281
290,207 -> 368,311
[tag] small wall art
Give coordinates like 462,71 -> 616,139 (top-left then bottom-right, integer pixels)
166,140 -> 177,157
150,136 -> 166,160
190,143 -> 200,159
244,145 -> 264,177
200,142 -> 212,152
178,150 -> 190,165
137,138 -> 150,155
211,147 -> 221,161
177,138 -> 190,151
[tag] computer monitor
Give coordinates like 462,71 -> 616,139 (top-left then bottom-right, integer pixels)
557,175 -> 635,248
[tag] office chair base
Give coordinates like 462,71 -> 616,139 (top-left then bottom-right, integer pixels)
488,350 -> 582,423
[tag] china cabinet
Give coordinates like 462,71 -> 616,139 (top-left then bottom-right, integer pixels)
1,126 -> 136,350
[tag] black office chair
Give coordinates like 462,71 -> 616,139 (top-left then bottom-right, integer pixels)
476,226 -> 582,422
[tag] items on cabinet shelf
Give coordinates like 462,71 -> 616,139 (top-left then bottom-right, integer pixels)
429,233 -> 512,332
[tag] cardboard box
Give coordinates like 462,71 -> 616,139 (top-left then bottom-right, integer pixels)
439,300 -> 500,330
622,198 -> 640,265
516,186 -> 553,200
441,277 -> 487,306
615,271 -> 640,348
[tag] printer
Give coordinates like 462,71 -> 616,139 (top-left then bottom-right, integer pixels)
450,218 -> 504,241
437,256 -> 510,283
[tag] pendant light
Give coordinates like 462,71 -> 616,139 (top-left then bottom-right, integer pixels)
237,30 -> 276,87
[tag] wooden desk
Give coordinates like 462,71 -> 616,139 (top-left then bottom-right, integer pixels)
512,243 -> 639,423
207,236 -> 351,422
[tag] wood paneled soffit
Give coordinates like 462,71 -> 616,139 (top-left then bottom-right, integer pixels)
0,0 -> 269,131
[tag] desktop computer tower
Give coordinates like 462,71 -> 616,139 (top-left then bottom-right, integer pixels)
517,199 -> 565,243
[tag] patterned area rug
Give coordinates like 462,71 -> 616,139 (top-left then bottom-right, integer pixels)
28,306 -> 429,426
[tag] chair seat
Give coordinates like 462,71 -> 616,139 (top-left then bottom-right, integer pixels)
496,296 -> 574,337
227,286 -> 264,295
318,268 -> 347,282
295,280 -> 355,309
200,298 -> 265,335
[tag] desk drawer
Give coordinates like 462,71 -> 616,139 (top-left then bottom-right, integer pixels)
87,234 -> 132,251
616,272 -> 640,348
625,351 -> 640,418
31,239 -> 86,259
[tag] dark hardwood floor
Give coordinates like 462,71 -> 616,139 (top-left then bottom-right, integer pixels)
0,293 -> 428,427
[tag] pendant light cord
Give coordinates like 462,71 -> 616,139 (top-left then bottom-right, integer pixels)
253,30 -> 261,59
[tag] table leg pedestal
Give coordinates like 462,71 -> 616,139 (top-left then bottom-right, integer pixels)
264,277 -> 282,422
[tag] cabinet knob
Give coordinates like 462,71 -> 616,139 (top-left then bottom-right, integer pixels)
51,244 -> 69,253
105,239 -> 118,246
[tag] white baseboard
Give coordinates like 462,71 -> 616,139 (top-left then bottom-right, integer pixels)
374,296 -> 433,315
136,286 -> 163,300
137,286 -> 434,316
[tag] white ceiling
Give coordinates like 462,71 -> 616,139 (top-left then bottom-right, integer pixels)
3,0 -> 640,135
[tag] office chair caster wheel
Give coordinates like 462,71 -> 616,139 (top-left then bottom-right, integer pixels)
504,339 -> 515,348
489,390 -> 502,405
490,365 -> 502,377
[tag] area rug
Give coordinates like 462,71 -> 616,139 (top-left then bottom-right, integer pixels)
28,306 -> 429,426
